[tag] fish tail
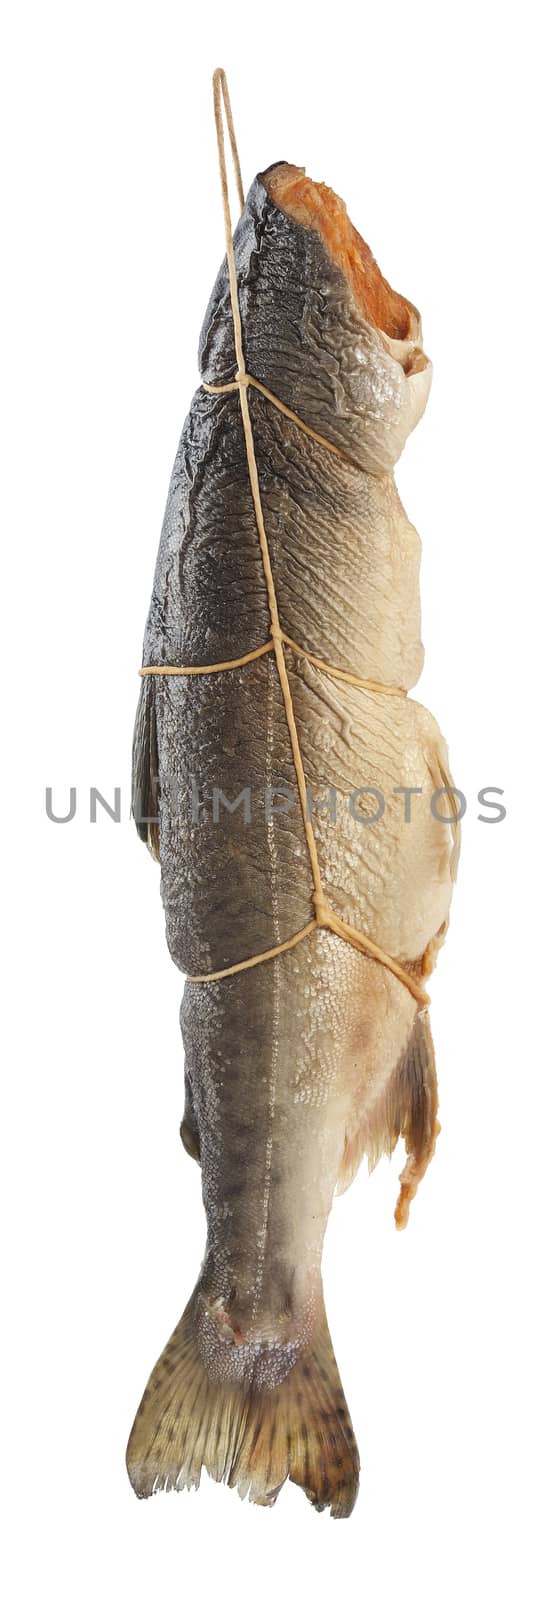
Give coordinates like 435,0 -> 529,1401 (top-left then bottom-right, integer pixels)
126,1289 -> 359,1517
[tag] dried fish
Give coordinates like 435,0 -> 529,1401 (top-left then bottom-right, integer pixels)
126,74 -> 457,1517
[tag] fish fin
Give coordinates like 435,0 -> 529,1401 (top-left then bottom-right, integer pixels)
131,675 -> 160,860
179,1118 -> 201,1162
393,1010 -> 439,1229
180,1072 -> 201,1163
337,1011 -> 439,1226
126,1291 -> 359,1517
424,732 -> 461,883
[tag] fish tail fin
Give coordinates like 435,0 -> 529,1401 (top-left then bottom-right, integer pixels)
126,1290 -> 359,1517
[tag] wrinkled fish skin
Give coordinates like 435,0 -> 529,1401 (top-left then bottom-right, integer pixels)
127,167 -> 456,1516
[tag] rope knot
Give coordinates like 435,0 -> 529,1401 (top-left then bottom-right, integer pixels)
313,890 -> 330,927
235,369 -> 250,387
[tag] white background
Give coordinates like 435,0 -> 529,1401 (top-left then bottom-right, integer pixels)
2,2 -> 541,1595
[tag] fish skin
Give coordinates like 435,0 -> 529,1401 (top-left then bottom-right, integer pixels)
127,165 -> 456,1514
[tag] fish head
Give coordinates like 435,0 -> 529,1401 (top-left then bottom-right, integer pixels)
198,158 -> 432,473
262,163 -> 433,474
264,166 -> 432,473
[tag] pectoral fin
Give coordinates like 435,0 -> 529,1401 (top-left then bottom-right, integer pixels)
132,675 -> 160,860
180,1070 -> 201,1163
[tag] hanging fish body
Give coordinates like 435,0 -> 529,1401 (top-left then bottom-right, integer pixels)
127,161 -> 457,1517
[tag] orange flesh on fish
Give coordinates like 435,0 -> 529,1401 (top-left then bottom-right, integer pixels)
266,165 -> 428,371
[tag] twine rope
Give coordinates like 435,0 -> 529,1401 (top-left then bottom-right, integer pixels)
142,67 -> 429,1010
140,632 -> 406,698
202,372 -> 363,471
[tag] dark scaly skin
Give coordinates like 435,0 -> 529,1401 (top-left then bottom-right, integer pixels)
132,166 -> 455,1465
